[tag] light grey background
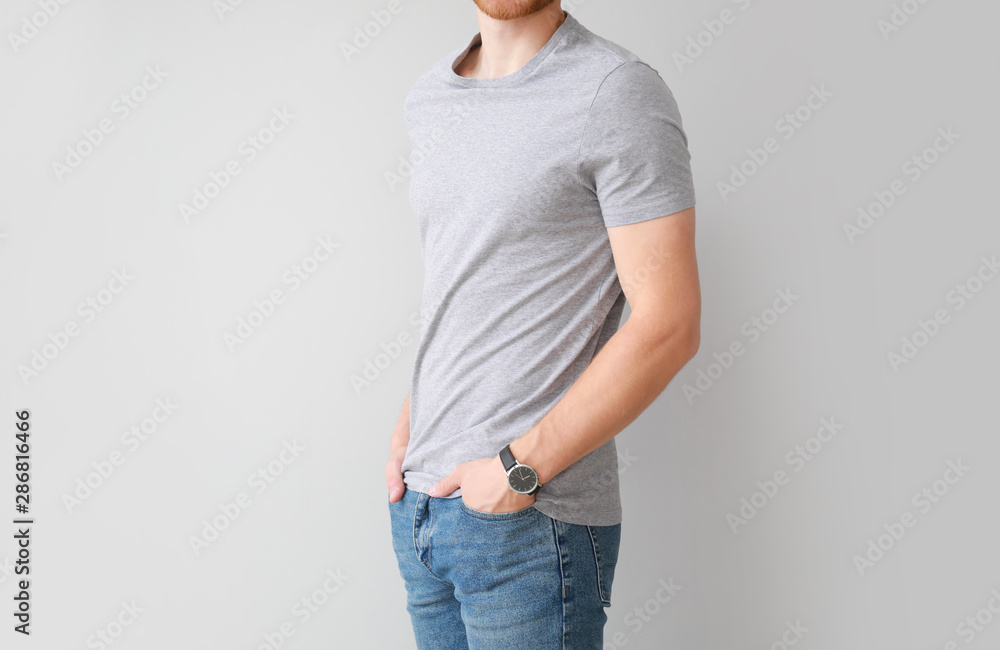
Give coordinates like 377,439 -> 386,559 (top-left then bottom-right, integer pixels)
1,0 -> 998,648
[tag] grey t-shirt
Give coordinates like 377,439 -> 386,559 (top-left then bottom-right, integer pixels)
400,11 -> 696,526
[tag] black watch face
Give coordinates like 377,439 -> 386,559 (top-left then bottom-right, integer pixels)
508,466 -> 538,494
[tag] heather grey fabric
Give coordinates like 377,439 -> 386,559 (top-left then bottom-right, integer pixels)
400,11 -> 696,525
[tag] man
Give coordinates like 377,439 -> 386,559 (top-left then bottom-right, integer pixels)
385,1 -> 700,647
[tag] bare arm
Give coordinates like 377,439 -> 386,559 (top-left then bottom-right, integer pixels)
429,206 -> 700,510
508,206 -> 701,484
385,392 -> 410,502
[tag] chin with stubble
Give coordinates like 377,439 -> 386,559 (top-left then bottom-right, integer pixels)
472,0 -> 560,20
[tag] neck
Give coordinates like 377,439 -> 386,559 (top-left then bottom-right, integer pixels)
469,5 -> 566,79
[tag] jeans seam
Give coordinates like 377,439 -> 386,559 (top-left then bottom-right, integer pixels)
551,517 -> 567,650
586,525 -> 611,606
411,495 -> 420,569
411,495 -> 452,587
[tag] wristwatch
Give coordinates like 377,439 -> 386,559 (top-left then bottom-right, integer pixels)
499,444 -> 540,495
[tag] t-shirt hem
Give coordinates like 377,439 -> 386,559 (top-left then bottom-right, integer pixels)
532,500 -> 622,527
404,473 -> 622,526
402,472 -> 459,497
603,196 -> 696,228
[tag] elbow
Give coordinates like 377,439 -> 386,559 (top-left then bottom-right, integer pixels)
635,308 -> 700,365
682,318 -> 700,363
675,315 -> 700,364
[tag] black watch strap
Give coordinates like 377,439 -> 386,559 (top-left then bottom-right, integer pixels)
499,444 -> 517,472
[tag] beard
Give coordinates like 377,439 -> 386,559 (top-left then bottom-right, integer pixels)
472,0 -> 560,21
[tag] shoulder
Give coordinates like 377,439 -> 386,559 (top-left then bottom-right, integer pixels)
595,60 -> 674,108
562,18 -> 673,100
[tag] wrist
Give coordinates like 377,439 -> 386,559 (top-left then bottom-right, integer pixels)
507,426 -> 552,487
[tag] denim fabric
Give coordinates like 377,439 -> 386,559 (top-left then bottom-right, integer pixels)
389,489 -> 621,649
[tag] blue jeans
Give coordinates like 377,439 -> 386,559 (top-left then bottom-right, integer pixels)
388,489 -> 621,649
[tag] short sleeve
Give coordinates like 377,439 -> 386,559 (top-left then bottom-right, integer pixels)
578,60 -> 696,228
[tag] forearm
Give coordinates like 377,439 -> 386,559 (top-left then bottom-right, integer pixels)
389,392 -> 410,462
509,314 -> 698,486
385,392 -> 411,500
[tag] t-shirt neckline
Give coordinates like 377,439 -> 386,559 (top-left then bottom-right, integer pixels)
447,11 -> 578,88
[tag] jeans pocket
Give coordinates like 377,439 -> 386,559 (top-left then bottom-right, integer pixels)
459,496 -> 538,520
587,523 -> 621,607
